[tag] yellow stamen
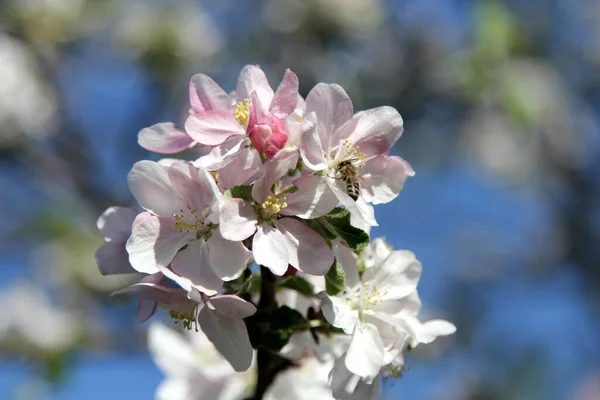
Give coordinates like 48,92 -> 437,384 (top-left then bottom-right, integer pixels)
262,194 -> 288,215
341,139 -> 367,162
169,307 -> 199,331
173,205 -> 204,232
234,99 -> 251,128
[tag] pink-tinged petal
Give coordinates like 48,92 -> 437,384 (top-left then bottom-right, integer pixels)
274,218 -> 333,275
304,83 -> 353,153
362,250 -> 421,301
137,299 -> 157,322
126,213 -> 192,274
285,118 -> 302,148
361,155 -> 414,205
282,175 -> 339,219
253,224 -> 289,275
171,240 -> 222,296
112,281 -> 184,304
128,161 -> 179,217
198,308 -> 254,372
208,295 -> 257,318
185,111 -> 245,146
269,69 -> 299,119
97,206 -> 138,242
318,292 -> 358,334
334,242 -> 360,288
206,229 -> 252,281
343,106 -> 404,157
189,74 -> 231,113
217,147 -> 261,189
299,112 -> 328,170
236,65 -> 275,110
251,147 -> 298,203
193,136 -> 246,170
168,163 -> 218,213
219,199 -> 257,241
345,322 -> 384,380
329,180 -> 378,227
95,242 -> 134,275
138,122 -> 195,154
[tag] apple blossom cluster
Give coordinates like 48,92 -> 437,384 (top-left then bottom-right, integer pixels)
94,65 -> 455,399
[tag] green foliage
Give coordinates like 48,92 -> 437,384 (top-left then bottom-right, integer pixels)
279,275 -> 315,297
223,185 -> 253,201
325,259 -> 346,296
246,306 -> 309,352
311,208 -> 369,251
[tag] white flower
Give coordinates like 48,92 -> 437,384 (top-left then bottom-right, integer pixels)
148,322 -> 254,400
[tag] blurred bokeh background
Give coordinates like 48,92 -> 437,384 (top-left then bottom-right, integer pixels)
1,0 -> 600,399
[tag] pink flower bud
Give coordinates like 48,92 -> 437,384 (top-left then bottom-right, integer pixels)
248,116 -> 288,160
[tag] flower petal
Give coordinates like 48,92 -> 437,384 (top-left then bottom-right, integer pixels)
362,250 -> 422,301
251,147 -> 298,203
417,319 -> 456,344
304,83 -> 353,153
168,163 -> 219,214
206,229 -> 252,281
318,292 -> 358,334
137,299 -> 157,323
236,65 -> 275,109
217,146 -> 261,189
252,224 -> 289,275
219,199 -> 258,241
209,295 -> 257,318
95,242 -> 134,275
342,106 -> 403,157
189,74 -> 231,113
269,69 -> 299,119
361,155 -> 414,205
126,213 -> 191,274
199,308 -> 254,372
171,240 -> 222,296
274,218 -> 333,275
330,180 -> 378,227
97,206 -> 138,242
345,322 -> 384,381
138,122 -> 195,154
185,111 -> 245,146
299,112 -> 328,171
148,322 -> 197,375
282,175 -> 339,219
128,161 -> 179,217
193,136 -> 246,170
334,242 -> 360,288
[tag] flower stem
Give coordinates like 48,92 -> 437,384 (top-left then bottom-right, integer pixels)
250,266 -> 290,400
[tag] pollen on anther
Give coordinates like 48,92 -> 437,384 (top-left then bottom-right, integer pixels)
234,99 -> 251,127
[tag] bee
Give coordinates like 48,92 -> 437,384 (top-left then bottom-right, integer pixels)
335,160 -> 361,200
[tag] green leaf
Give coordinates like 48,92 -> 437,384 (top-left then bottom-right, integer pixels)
315,207 -> 369,251
325,259 -> 346,296
279,275 -> 315,297
245,306 -> 309,352
223,184 -> 253,201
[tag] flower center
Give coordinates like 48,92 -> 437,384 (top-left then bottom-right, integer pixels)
262,194 -> 288,215
382,363 -> 410,382
169,305 -> 199,331
173,205 -> 210,234
234,99 -> 251,128
338,139 -> 366,165
346,281 -> 388,310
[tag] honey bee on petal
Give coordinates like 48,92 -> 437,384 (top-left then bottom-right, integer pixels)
335,160 -> 361,201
